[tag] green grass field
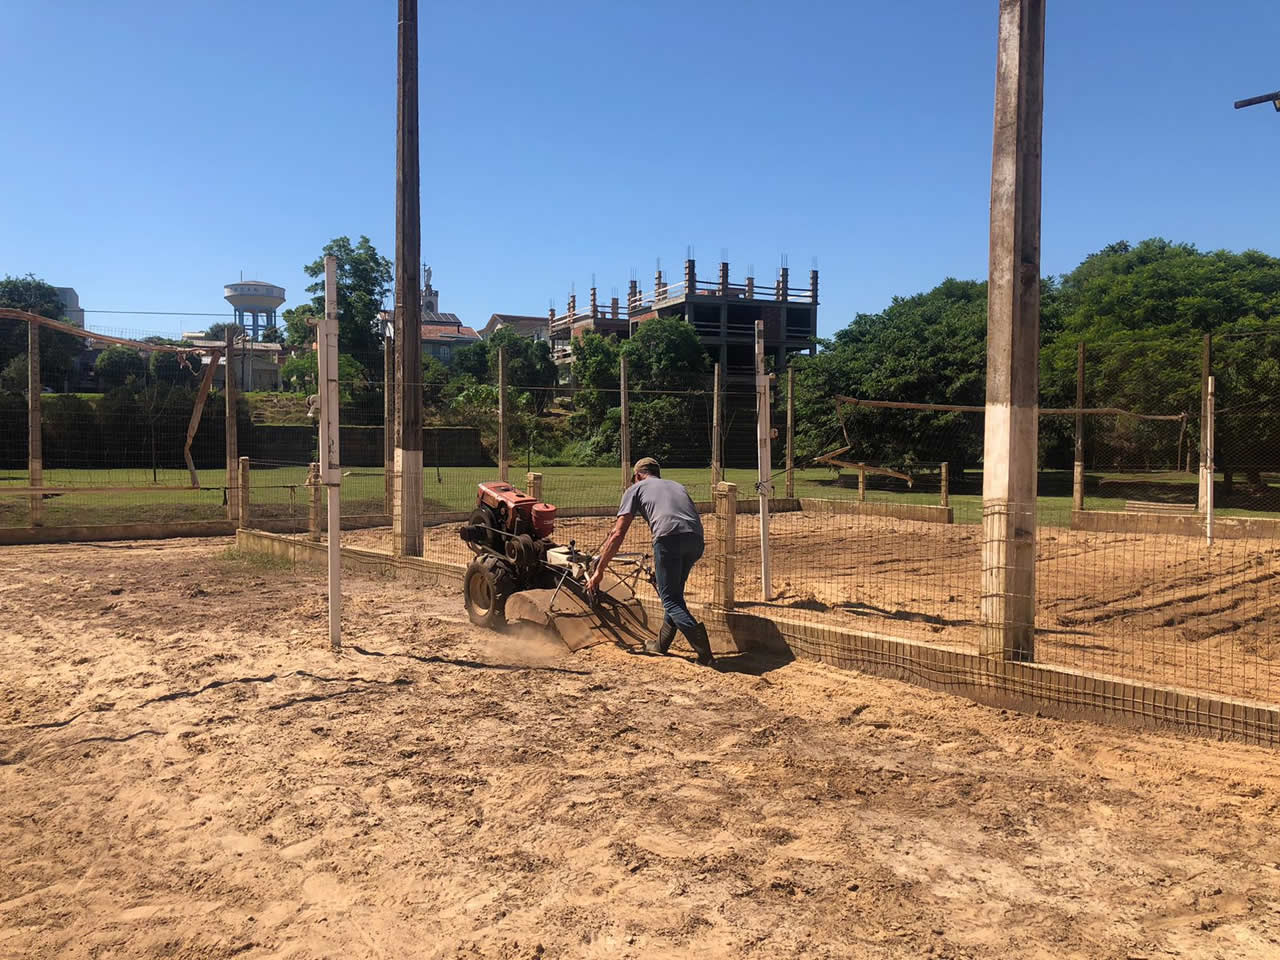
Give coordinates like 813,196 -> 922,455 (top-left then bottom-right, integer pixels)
1,465 -> 1274,528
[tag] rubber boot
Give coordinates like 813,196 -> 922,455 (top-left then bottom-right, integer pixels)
686,622 -> 715,666
645,618 -> 676,655
650,618 -> 677,655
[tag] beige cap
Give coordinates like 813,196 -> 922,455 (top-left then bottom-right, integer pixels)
632,457 -> 660,475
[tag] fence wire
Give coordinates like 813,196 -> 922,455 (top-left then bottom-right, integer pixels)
4,329 -> 1280,734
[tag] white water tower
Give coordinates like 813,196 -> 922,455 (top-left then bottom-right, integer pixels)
224,280 -> 286,340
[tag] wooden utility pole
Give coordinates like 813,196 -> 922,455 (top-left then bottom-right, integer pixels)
497,345 -> 509,482
711,362 -> 723,487
785,366 -> 795,499
27,319 -> 42,527
619,355 -> 631,490
755,319 -> 773,601
384,328 -> 395,516
225,326 -> 239,524
980,0 -> 1044,662
1205,376 -> 1216,546
393,0 -> 424,556
1073,341 -> 1085,511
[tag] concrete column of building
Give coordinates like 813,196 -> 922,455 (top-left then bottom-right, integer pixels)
628,279 -> 639,312
567,292 -> 576,318
778,266 -> 789,302
979,0 -> 1044,663
745,275 -> 755,299
684,258 -> 696,295
610,296 -> 619,320
809,269 -> 819,303
589,286 -> 598,320
719,261 -> 729,295
393,0 -> 424,557
655,268 -> 665,300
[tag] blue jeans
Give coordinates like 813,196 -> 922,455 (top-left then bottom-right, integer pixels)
651,531 -> 704,640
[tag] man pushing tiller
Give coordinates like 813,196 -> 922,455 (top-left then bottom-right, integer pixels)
587,457 -> 715,666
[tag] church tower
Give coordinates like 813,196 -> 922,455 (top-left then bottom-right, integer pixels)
421,264 -> 439,313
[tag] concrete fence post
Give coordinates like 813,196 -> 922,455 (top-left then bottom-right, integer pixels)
306,462 -> 322,541
238,457 -> 251,529
940,461 -> 950,508
525,471 -> 543,500
714,481 -> 737,610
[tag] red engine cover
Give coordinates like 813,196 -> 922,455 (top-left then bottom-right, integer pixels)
531,502 -> 556,538
477,481 -> 556,538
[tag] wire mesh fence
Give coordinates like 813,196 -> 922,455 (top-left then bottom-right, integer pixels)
4,318 -> 1280,730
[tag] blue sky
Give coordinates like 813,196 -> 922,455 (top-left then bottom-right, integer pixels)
2,0 -> 1279,340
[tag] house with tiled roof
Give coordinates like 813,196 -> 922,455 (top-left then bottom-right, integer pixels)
421,312 -> 480,364
479,313 -> 550,342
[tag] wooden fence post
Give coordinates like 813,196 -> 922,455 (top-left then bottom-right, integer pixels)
27,318 -> 42,527
224,327 -> 239,523
711,361 -> 722,487
785,366 -> 795,499
858,464 -> 866,502
1072,341 -> 1086,511
619,355 -> 631,490
238,457 -> 250,529
307,462 -> 322,541
714,481 -> 737,610
498,345 -> 509,482
525,471 -> 542,500
940,461 -> 949,508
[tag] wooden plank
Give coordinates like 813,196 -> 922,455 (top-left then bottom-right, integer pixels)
184,348 -> 220,487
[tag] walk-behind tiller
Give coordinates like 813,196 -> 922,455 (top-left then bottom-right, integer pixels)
457,480 -> 655,650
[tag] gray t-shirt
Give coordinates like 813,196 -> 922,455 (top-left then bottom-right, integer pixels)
618,477 -> 704,541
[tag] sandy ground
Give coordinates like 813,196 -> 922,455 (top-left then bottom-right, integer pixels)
3,538 -> 1280,960
347,511 -> 1280,705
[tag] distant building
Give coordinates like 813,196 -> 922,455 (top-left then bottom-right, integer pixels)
223,281 -> 285,341
181,336 -> 283,391
548,258 -> 817,381
479,313 -> 550,342
421,313 -> 480,364
377,266 -> 481,365
54,287 -> 85,328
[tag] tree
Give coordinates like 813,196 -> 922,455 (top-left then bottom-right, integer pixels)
1,354 -> 27,393
149,348 -> 203,385
791,277 -> 990,469
94,345 -> 147,390
280,350 -> 365,399
486,328 -> 557,412
621,314 -> 709,392
282,304 -> 319,348
204,322 -> 245,343
570,331 -> 621,432
451,339 -> 490,382
303,235 -> 393,373
260,326 -> 285,345
0,274 -> 82,390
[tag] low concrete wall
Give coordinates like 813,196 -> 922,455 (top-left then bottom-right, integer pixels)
800,498 -> 953,524
0,520 -> 235,545
1071,510 -> 1280,540
236,528 -> 1279,746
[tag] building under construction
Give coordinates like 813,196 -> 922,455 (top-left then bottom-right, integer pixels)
548,258 -> 818,381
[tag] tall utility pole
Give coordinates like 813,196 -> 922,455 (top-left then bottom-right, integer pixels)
393,0 -> 423,556
980,0 -> 1044,662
